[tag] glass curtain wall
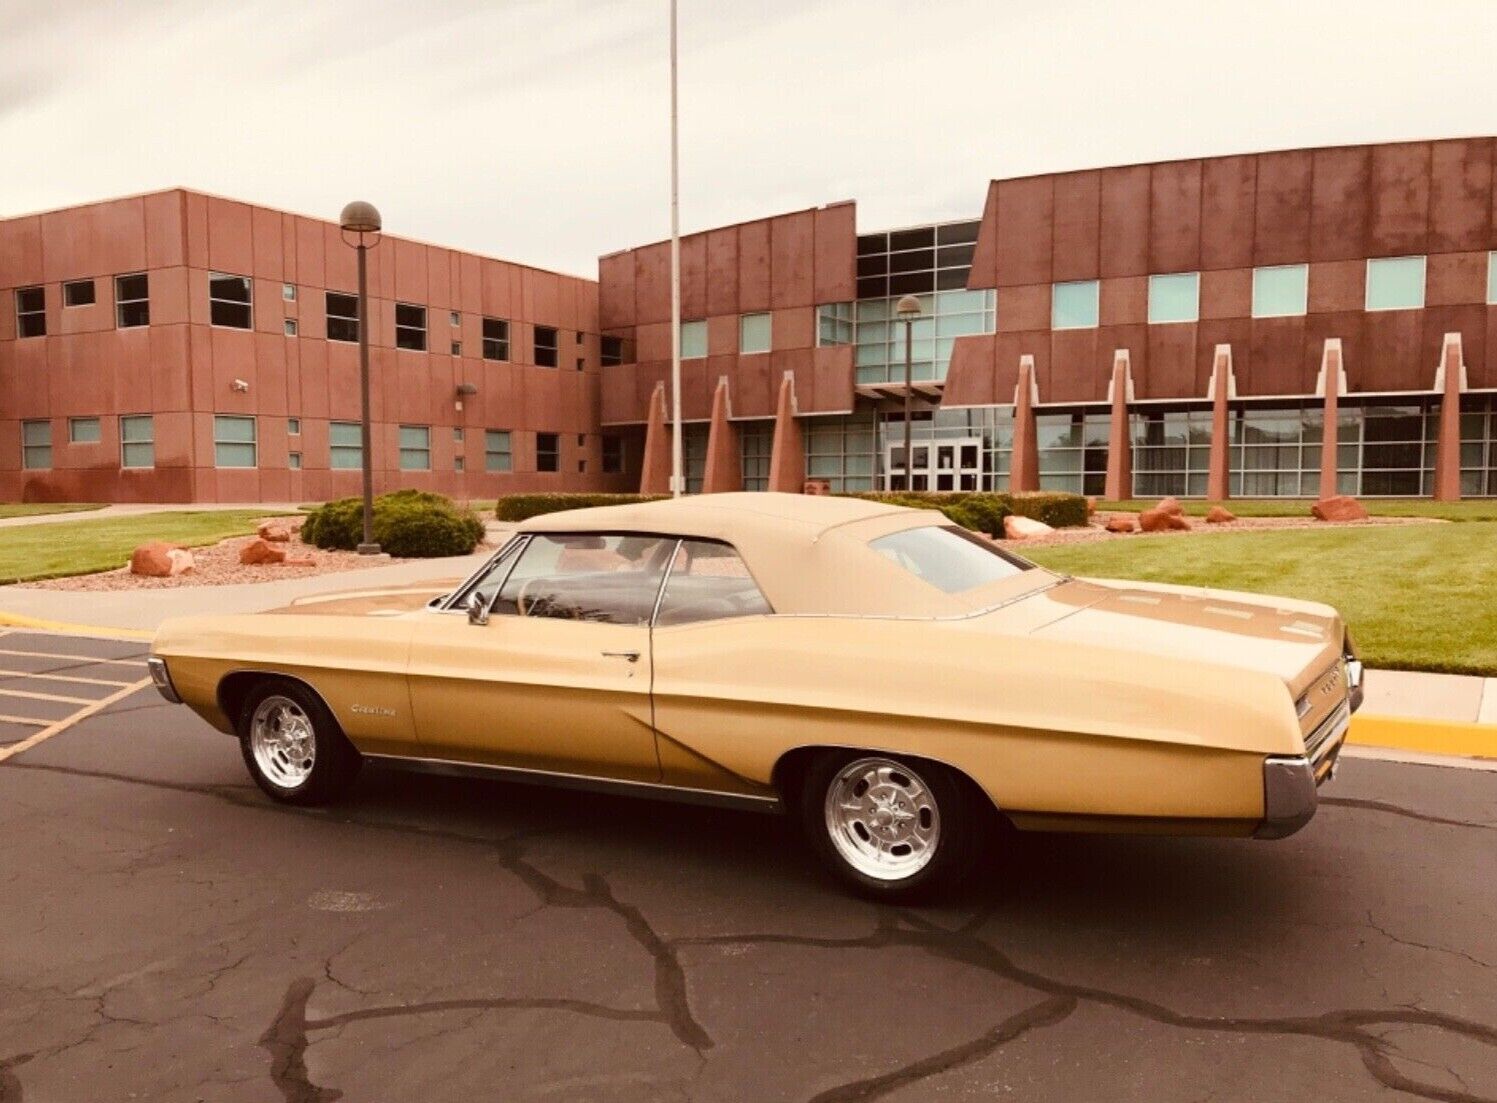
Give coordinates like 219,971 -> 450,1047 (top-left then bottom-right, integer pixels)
740,421 -> 774,491
1131,409 -> 1212,498
1461,396 -> 1497,495
1037,411 -> 1110,496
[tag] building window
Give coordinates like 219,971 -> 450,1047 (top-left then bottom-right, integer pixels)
450,311 -> 460,327
855,219 -> 982,299
326,292 -> 359,342
817,302 -> 854,346
1052,280 -> 1099,329
21,421 -> 51,470
534,325 -> 559,367
282,283 -> 296,302
63,280 -> 96,307
602,434 -> 623,473
1366,255 -> 1426,311
741,421 -> 775,491
395,303 -> 427,350
576,357 -> 585,372
536,432 -> 559,472
451,340 -> 462,355
455,456 -> 466,473
482,317 -> 510,360
1133,410 -> 1213,498
453,427 -> 464,443
284,318 -> 298,336
214,415 -> 257,468
70,417 -> 101,444
1252,264 -> 1309,318
680,319 -> 707,359
601,335 -> 626,365
485,430 -> 512,472
738,312 -> 772,354
209,273 -> 252,329
1488,252 -> 1497,305
1148,272 -> 1199,324
120,415 -> 155,469
804,414 -> 880,493
116,273 -> 150,328
399,425 -> 431,470
330,422 -> 363,469
288,417 -> 300,435
288,451 -> 302,469
16,287 -> 45,337
853,289 -> 994,386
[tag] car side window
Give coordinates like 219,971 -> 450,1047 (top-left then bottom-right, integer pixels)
493,534 -> 673,625
654,540 -> 772,627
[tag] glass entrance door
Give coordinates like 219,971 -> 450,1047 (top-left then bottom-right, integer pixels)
885,437 -> 984,491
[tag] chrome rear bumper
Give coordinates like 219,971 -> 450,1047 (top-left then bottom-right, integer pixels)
1254,692 -> 1354,839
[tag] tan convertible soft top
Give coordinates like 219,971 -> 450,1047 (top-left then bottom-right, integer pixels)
514,493 -> 1051,617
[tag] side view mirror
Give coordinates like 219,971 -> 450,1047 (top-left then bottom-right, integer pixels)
467,591 -> 491,626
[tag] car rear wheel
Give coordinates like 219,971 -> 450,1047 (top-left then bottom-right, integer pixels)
236,680 -> 361,806
799,751 -> 975,901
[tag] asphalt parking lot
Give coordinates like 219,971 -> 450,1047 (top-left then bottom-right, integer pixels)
1,628 -> 1495,1103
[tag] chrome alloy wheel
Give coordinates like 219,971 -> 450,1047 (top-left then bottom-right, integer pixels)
249,695 -> 317,789
823,757 -> 941,881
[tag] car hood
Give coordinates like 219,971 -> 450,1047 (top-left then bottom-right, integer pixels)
265,579 -> 461,618
1016,576 -> 1344,698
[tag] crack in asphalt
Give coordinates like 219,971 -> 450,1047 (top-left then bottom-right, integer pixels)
1364,910 -> 1494,971
9,759 -> 1497,1102
673,910 -> 1497,1103
1321,797 -> 1497,831
806,994 -> 1078,1103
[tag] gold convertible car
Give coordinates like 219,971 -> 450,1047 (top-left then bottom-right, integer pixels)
149,493 -> 1363,898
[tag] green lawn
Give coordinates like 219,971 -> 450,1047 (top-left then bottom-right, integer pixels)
1092,498 -> 1497,522
1024,523 -> 1497,677
0,510 -> 278,585
0,503 -> 106,520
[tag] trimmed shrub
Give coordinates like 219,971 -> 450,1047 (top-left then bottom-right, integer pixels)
494,493 -> 669,523
302,491 -> 485,556
1008,491 -> 1088,529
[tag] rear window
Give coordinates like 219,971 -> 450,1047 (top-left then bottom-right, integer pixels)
869,525 -> 1031,594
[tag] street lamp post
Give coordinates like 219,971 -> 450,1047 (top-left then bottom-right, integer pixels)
340,201 -> 383,554
895,295 -> 922,491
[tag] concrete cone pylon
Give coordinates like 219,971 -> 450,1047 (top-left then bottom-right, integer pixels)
1008,355 -> 1040,493
638,381 -> 671,494
767,371 -> 805,493
1432,333 -> 1466,502
701,376 -> 742,494
1103,349 -> 1133,501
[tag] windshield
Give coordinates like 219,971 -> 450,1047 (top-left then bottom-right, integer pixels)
869,525 -> 1032,594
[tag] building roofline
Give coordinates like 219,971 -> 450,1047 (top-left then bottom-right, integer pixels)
1,185 -> 597,284
981,133 -> 1497,188
597,199 -> 856,262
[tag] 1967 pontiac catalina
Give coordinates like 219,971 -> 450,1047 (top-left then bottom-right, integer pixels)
149,493 -> 1362,899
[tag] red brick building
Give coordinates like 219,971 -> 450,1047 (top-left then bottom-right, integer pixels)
6,139 -> 1497,503
0,188 -> 630,502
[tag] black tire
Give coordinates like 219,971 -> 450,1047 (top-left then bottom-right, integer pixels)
235,679 -> 362,806
797,750 -> 977,902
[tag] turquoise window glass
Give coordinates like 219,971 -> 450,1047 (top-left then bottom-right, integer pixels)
679,320 -> 707,359
739,312 -> 771,354
1052,280 -> 1099,329
1147,273 -> 1199,324
1487,252 -> 1497,304
213,415 -> 257,468
1252,265 -> 1308,317
1365,256 -> 1425,311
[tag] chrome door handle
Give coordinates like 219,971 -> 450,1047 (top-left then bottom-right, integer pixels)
602,650 -> 641,663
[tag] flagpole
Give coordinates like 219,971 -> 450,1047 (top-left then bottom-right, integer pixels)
668,0 -> 683,496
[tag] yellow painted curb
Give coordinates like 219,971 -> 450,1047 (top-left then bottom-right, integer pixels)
1350,714 -> 1497,760
0,613 -> 152,642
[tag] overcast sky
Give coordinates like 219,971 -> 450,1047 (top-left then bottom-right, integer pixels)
4,0 -> 1496,277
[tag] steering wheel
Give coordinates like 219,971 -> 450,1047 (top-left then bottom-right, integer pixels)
515,578 -> 582,619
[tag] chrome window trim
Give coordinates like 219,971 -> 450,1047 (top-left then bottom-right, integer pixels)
439,534 -> 528,613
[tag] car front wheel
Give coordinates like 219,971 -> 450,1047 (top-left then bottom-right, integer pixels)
236,680 -> 361,805
800,751 -> 976,901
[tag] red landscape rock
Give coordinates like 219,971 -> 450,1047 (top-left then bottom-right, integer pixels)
165,549 -> 195,575
282,553 -> 317,567
1205,506 -> 1237,524
1139,507 -> 1192,532
1312,495 -> 1369,522
257,521 -> 292,542
1003,515 -> 1055,540
1104,515 -> 1137,533
1155,497 -> 1184,516
129,542 -> 179,577
239,539 -> 287,565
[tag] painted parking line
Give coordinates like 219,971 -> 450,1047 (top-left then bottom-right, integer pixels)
0,677 -> 152,764
1349,714 -> 1497,761
0,667 -> 136,688
0,714 -> 50,728
0,686 -> 98,707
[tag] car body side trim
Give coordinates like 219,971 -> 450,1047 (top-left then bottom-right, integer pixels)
361,752 -> 784,813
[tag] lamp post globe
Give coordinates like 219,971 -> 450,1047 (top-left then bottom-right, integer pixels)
341,201 -> 383,554
339,201 -> 382,235
894,295 -> 922,491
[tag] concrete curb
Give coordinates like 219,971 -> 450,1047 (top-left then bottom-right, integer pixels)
1349,714 -> 1497,761
0,612 -> 152,642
